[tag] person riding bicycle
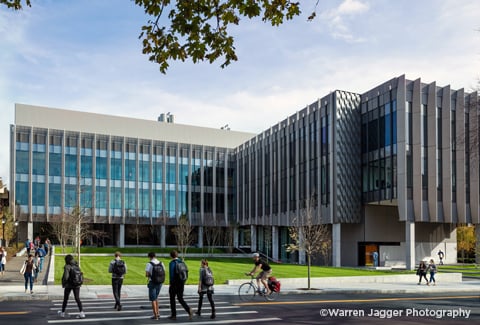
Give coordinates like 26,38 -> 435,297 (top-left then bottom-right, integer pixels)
247,253 -> 272,295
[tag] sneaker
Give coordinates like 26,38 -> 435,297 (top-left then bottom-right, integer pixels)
30,290 -> 34,294
168,315 -> 176,320
57,311 -> 65,318
77,311 -> 86,319
188,308 -> 193,320
150,315 -> 159,320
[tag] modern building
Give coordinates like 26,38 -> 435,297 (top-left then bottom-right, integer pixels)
10,75 -> 480,268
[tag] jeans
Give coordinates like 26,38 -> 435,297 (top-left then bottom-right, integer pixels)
24,272 -> 34,290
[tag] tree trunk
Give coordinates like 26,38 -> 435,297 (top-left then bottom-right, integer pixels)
307,253 -> 311,290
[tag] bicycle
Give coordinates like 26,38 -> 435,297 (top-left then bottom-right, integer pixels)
238,274 -> 279,302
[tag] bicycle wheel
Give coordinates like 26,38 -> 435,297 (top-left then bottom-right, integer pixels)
238,282 -> 256,301
265,289 -> 279,301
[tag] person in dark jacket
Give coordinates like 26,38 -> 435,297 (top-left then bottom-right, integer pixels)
168,250 -> 192,320
108,251 -> 127,311
58,254 -> 85,319
417,260 -> 429,285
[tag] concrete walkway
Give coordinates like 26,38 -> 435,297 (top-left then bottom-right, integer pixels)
1,250 -> 479,302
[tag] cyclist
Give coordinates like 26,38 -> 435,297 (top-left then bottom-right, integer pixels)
247,253 -> 272,295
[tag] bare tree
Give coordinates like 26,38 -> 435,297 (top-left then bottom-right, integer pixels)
173,214 -> 193,259
287,196 -> 331,290
204,215 -> 222,255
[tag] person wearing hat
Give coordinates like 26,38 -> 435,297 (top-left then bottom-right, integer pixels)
247,253 -> 272,295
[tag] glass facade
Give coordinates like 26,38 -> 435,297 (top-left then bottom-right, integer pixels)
13,128 -> 231,225
361,90 -> 398,203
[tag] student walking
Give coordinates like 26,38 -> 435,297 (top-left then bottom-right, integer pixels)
58,254 -> 85,319
0,247 -> 6,276
108,251 -> 127,311
196,259 -> 215,319
168,250 -> 193,320
20,254 -> 36,293
427,259 -> 437,285
416,260 -> 429,285
145,252 -> 165,320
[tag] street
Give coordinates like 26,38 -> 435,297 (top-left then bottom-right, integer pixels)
0,292 -> 478,324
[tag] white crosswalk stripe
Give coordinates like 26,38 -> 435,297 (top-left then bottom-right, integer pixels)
48,296 -> 282,324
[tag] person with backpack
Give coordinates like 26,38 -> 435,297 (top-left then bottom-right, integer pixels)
108,251 -> 127,311
168,250 -> 193,320
195,259 -> 215,319
145,252 -> 165,320
58,254 -> 85,319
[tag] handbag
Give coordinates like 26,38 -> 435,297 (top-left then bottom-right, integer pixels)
20,261 -> 26,275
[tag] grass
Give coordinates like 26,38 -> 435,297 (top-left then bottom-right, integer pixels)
54,254 -> 411,286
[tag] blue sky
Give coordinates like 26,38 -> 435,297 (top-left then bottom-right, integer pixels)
1,0 -> 480,187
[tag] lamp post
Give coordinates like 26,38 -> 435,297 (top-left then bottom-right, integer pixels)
15,221 -> 19,250
1,217 -> 5,247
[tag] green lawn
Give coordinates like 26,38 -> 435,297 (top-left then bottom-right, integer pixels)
54,255 -> 410,285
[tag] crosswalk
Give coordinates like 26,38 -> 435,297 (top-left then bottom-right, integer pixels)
47,295 -> 282,324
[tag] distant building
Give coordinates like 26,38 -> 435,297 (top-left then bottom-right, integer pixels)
10,75 -> 480,268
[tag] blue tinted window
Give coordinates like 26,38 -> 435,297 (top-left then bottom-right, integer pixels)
166,163 -> 176,184
125,188 -> 135,210
81,156 -> 93,178
385,113 -> 391,146
65,154 -> 77,177
139,161 -> 150,182
111,158 -> 122,180
49,153 -> 62,176
15,181 -> 28,206
32,152 -> 46,175
153,162 -> 163,183
110,187 -> 121,209
32,182 -> 45,206
125,159 -> 136,181
49,183 -> 61,207
96,157 -> 107,179
392,111 -> 397,144
16,150 -> 29,174
65,184 -> 77,207
96,186 -> 107,208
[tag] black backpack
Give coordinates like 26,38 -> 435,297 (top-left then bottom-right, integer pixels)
69,264 -> 83,287
202,267 -> 214,286
112,260 -> 126,277
150,262 -> 165,284
175,260 -> 188,282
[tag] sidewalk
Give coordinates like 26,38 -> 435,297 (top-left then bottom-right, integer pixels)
1,251 -> 479,302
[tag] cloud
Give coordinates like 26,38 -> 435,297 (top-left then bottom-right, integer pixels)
321,0 -> 370,42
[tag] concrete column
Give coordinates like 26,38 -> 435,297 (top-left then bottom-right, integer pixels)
27,222 -> 33,243
119,224 -> 125,248
272,226 -> 278,261
160,225 -> 166,248
197,226 -> 203,248
250,225 -> 257,252
476,226 -> 480,265
233,226 -> 239,248
332,223 -> 341,267
405,221 -> 415,270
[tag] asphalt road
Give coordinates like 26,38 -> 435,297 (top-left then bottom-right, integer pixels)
0,292 -> 478,324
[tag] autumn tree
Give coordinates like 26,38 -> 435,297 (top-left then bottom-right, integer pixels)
457,225 -> 476,263
287,196 -> 330,290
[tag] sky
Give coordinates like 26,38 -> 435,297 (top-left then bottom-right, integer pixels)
1,0 -> 480,188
